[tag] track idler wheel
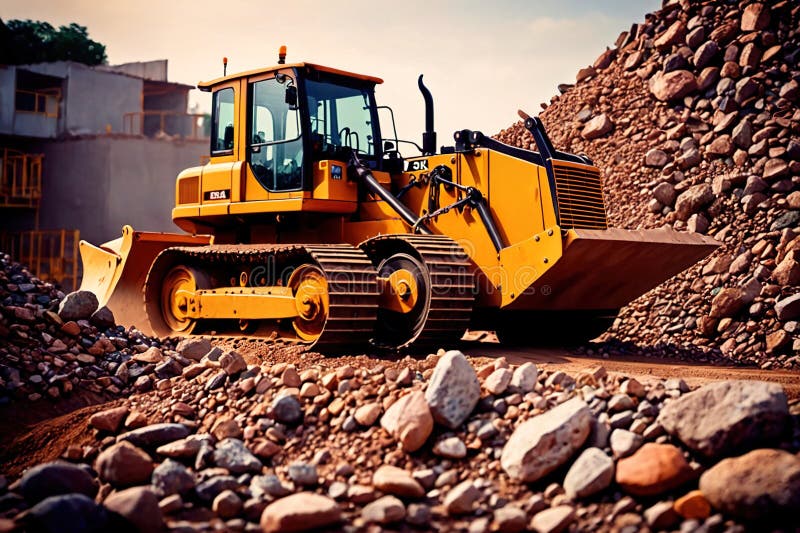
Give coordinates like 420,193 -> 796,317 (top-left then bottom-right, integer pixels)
288,264 -> 329,342
159,265 -> 209,335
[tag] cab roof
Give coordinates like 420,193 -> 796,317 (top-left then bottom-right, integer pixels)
197,62 -> 383,91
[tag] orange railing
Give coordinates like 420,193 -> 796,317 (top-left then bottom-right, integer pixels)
15,88 -> 60,118
1,148 -> 43,208
0,229 -> 80,291
123,111 -> 208,140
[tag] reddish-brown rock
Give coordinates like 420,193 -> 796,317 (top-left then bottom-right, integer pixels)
649,70 -> 697,101
616,443 -> 694,496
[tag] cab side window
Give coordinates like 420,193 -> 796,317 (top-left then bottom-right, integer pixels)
211,88 -> 235,154
249,77 -> 303,191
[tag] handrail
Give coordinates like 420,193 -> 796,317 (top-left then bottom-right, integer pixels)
122,111 -> 209,140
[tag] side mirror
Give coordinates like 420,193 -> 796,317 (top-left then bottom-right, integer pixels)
285,86 -> 297,108
384,141 -> 395,151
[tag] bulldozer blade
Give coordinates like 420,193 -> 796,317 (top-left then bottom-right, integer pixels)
79,225 -> 212,335
506,227 -> 720,311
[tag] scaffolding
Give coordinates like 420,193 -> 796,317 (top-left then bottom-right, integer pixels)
0,148 -> 43,208
0,229 -> 80,291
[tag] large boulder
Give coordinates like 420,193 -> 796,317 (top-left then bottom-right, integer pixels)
103,486 -> 164,532
709,288 -> 746,319
381,390 -> 433,452
563,447 -> 614,499
372,465 -> 425,498
616,443 -> 694,496
425,351 -> 480,429
24,494 -> 123,533
658,380 -> 788,458
649,70 -> 697,101
674,184 -> 713,221
17,462 -> 97,505
581,114 -> 614,140
260,492 -> 341,532
95,441 -> 154,487
741,2 -> 770,31
500,397 -> 592,482
89,406 -> 129,434
775,293 -> 800,321
213,438 -> 262,474
654,20 -> 686,50
116,423 -> 191,448
176,337 -> 212,361
151,459 -> 195,496
700,449 -> 800,520
57,291 -> 99,321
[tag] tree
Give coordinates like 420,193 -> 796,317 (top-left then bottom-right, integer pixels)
0,19 -> 107,66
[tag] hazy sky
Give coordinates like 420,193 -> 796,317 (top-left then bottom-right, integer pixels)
4,0 -> 659,149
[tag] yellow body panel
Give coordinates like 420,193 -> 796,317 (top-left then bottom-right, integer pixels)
313,160 -> 358,204
180,286 -> 298,320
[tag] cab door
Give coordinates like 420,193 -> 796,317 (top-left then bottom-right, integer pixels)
238,70 -> 305,204
200,81 -> 240,216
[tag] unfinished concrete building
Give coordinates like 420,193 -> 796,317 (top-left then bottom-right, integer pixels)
0,59 -> 208,289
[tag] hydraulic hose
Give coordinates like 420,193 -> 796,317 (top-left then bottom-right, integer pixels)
349,154 -> 432,235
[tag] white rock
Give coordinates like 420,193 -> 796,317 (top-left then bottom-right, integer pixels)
610,429 -> 643,459
530,505 -> 575,533
425,351 -> 480,429
510,363 -> 538,392
484,368 -> 512,395
500,397 -> 592,482
361,495 -> 405,524
563,447 -> 614,499
433,437 -> 467,459
443,480 -> 480,515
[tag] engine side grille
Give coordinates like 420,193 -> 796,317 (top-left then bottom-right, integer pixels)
552,161 -> 608,229
178,176 -> 200,204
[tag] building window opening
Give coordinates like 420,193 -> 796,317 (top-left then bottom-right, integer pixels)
15,70 -> 62,118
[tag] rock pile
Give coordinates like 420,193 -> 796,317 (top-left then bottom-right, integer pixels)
1,347 -> 798,532
0,253 -> 182,404
496,0 -> 800,368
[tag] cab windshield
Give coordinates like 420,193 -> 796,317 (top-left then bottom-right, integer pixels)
304,78 -> 378,159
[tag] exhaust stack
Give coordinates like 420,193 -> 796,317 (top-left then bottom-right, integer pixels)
418,75 -> 436,155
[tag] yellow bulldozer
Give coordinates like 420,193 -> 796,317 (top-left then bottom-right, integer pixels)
79,49 -> 718,350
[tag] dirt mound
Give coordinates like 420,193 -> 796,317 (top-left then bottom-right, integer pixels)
0,252 -> 191,406
496,0 -> 799,369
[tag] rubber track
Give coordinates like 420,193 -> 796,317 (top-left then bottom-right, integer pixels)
363,234 -> 475,349
144,244 -> 379,349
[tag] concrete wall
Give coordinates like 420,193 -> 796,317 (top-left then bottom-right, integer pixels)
0,67 -> 15,134
34,137 -> 207,244
0,62 -> 144,138
100,60 -> 168,82
0,65 -> 62,138
63,66 -> 142,135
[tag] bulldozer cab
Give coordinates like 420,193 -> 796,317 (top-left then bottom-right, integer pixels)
200,63 -> 384,195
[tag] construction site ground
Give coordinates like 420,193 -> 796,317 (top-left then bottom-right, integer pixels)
3,337 -> 797,481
